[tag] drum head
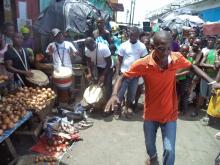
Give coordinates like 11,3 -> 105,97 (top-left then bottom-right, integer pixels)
26,69 -> 49,86
83,85 -> 103,104
53,67 -> 73,78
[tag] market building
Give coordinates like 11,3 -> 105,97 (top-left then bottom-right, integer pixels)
0,0 -> 220,165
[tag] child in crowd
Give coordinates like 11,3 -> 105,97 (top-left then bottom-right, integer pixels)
176,45 -> 191,115
194,36 -> 219,117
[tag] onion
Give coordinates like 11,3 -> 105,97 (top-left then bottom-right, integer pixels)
1,124 -> 7,130
0,129 -> 3,135
7,122 -> 14,129
3,117 -> 10,124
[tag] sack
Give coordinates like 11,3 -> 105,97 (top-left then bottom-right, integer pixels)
43,116 -> 75,138
207,90 -> 220,118
57,103 -> 85,121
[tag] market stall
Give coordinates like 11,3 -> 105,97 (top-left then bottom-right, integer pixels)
0,86 -> 56,164
0,112 -> 32,165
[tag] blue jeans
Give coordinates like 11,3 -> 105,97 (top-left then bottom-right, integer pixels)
118,77 -> 138,103
143,121 -> 176,165
200,79 -> 212,99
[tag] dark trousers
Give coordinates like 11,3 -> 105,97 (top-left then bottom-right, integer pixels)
177,79 -> 191,113
97,67 -> 113,102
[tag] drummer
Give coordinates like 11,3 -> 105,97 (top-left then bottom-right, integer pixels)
46,28 -> 78,71
84,37 -> 112,107
46,28 -> 78,103
4,32 -> 34,86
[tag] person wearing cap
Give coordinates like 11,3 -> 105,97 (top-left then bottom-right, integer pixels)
46,28 -> 78,70
20,26 -> 34,51
46,28 -> 78,104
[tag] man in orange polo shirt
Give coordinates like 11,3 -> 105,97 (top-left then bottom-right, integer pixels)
104,31 -> 220,165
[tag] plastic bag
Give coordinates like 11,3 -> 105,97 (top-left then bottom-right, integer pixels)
57,103 -> 86,120
207,90 -> 220,118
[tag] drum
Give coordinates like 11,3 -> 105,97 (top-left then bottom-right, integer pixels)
53,67 -> 73,89
26,69 -> 49,87
53,67 -> 73,103
83,84 -> 104,107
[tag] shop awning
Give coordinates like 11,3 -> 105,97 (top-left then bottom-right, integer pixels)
109,3 -> 124,11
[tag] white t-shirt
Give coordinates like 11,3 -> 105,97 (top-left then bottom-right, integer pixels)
202,47 -> 210,56
46,41 -> 77,70
85,42 -> 111,68
118,40 -> 148,73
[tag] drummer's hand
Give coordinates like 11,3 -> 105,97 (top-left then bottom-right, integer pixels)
24,71 -> 33,77
98,75 -> 105,86
104,95 -> 120,113
69,47 -> 75,56
48,45 -> 54,55
215,61 -> 220,69
86,73 -> 93,81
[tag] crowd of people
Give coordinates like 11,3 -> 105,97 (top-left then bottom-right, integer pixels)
1,16 -> 220,165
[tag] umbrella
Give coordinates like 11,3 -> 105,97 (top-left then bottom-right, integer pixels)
33,0 -> 104,35
160,13 -> 205,32
176,14 -> 204,24
161,13 -> 204,26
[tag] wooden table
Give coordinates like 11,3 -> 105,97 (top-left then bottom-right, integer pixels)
0,112 -> 32,165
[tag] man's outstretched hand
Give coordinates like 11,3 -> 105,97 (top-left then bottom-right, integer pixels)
211,82 -> 220,95
104,95 -> 120,113
212,82 -> 220,90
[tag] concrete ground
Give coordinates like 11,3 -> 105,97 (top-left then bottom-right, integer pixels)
60,102 -> 220,165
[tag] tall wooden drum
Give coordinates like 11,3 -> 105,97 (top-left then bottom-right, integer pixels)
53,67 -> 73,103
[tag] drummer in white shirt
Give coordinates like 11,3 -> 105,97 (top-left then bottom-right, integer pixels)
46,28 -> 78,104
84,37 -> 112,111
46,28 -> 78,70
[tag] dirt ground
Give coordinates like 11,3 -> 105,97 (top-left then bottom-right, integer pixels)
59,100 -> 220,165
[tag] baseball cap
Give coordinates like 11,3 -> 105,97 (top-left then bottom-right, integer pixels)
51,28 -> 62,37
20,26 -> 30,34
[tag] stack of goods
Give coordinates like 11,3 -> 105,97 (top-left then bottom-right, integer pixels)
2,87 -> 56,112
31,116 -> 81,158
34,155 -> 57,165
0,103 -> 27,135
0,75 -> 8,83
46,135 -> 69,153
31,133 -> 81,158
0,87 -> 56,135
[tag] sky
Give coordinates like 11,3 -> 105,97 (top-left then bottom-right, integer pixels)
117,0 -> 176,25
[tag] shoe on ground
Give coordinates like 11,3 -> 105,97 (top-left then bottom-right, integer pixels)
215,132 -> 220,140
145,156 -> 159,165
113,109 -> 121,120
126,107 -> 134,119
179,111 -> 186,116
102,111 -> 111,117
200,116 -> 210,126
190,111 -> 198,117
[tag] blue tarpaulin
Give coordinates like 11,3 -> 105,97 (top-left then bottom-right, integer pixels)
199,7 -> 220,22
0,112 -> 32,143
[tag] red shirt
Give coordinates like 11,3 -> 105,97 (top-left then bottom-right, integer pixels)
123,51 -> 192,123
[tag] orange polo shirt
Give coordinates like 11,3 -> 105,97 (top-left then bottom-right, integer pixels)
123,51 -> 192,123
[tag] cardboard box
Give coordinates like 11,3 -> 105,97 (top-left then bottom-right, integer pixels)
203,23 -> 220,36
